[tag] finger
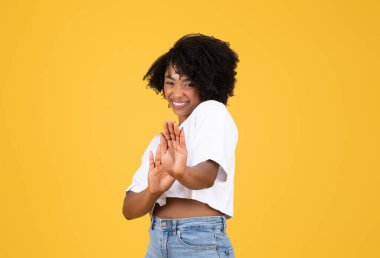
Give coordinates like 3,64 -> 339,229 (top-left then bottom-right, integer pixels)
163,121 -> 170,140
160,133 -> 168,153
168,120 -> 175,141
168,140 -> 177,154
167,139 -> 173,150
173,121 -> 180,142
155,144 -> 161,166
149,151 -> 155,170
179,128 -> 187,149
170,136 -> 179,150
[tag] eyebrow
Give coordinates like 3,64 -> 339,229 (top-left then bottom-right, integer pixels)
165,74 -> 191,81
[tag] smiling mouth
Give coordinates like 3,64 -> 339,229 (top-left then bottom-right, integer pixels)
171,101 -> 189,108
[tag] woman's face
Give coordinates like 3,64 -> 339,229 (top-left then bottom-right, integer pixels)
163,64 -> 201,124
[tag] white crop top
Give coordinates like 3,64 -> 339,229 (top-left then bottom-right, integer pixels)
125,100 -> 238,218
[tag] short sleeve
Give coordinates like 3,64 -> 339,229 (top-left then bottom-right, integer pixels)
125,135 -> 160,193
189,101 -> 238,182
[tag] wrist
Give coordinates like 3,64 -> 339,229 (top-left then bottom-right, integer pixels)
175,166 -> 188,181
146,187 -> 162,200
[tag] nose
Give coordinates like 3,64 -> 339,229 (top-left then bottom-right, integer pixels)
173,85 -> 184,97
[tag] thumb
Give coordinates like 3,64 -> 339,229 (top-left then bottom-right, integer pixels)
149,151 -> 154,171
179,128 -> 187,149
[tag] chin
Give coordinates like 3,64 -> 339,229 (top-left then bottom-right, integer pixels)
173,110 -> 189,118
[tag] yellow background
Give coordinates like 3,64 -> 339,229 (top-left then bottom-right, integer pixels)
1,1 -> 379,257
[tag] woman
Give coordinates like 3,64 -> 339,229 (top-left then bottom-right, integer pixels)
123,33 -> 239,257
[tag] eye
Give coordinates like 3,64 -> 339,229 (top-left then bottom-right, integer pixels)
165,81 -> 174,86
184,83 -> 193,87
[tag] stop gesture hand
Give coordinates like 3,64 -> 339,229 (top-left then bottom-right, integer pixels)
160,119 -> 188,179
147,143 -> 175,196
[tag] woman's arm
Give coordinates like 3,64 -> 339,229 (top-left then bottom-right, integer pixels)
122,188 -> 160,220
177,160 -> 219,190
122,160 -> 218,220
123,144 -> 175,220
160,121 -> 220,190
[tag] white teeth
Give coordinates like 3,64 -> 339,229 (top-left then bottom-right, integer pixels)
173,101 -> 186,106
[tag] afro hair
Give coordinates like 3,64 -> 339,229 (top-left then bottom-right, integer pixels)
143,33 -> 239,105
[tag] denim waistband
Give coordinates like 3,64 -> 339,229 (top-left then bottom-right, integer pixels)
150,215 -> 227,232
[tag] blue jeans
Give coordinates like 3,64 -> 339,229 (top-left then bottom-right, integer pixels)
145,215 -> 235,258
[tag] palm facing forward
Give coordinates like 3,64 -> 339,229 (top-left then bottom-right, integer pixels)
147,143 -> 175,196
160,120 -> 188,178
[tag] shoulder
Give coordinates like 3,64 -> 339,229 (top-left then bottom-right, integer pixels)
191,100 -> 229,122
193,100 -> 235,125
188,100 -> 238,136
195,100 -> 227,114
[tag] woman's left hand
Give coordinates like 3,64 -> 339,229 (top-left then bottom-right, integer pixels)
160,119 -> 188,179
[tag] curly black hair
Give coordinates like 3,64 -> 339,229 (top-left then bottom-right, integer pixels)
143,33 -> 239,105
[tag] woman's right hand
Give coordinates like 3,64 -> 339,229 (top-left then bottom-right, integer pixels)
147,144 -> 176,197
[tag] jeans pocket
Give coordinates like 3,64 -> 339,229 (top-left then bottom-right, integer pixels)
217,246 -> 234,258
176,229 -> 218,250
215,232 -> 235,257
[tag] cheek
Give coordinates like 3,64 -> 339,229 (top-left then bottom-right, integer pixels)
190,91 -> 201,103
163,88 -> 170,99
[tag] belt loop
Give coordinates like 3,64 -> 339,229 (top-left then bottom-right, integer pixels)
172,219 -> 177,235
150,214 -> 155,230
222,216 -> 226,233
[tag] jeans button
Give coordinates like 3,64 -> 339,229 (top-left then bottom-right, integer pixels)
161,221 -> 167,227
